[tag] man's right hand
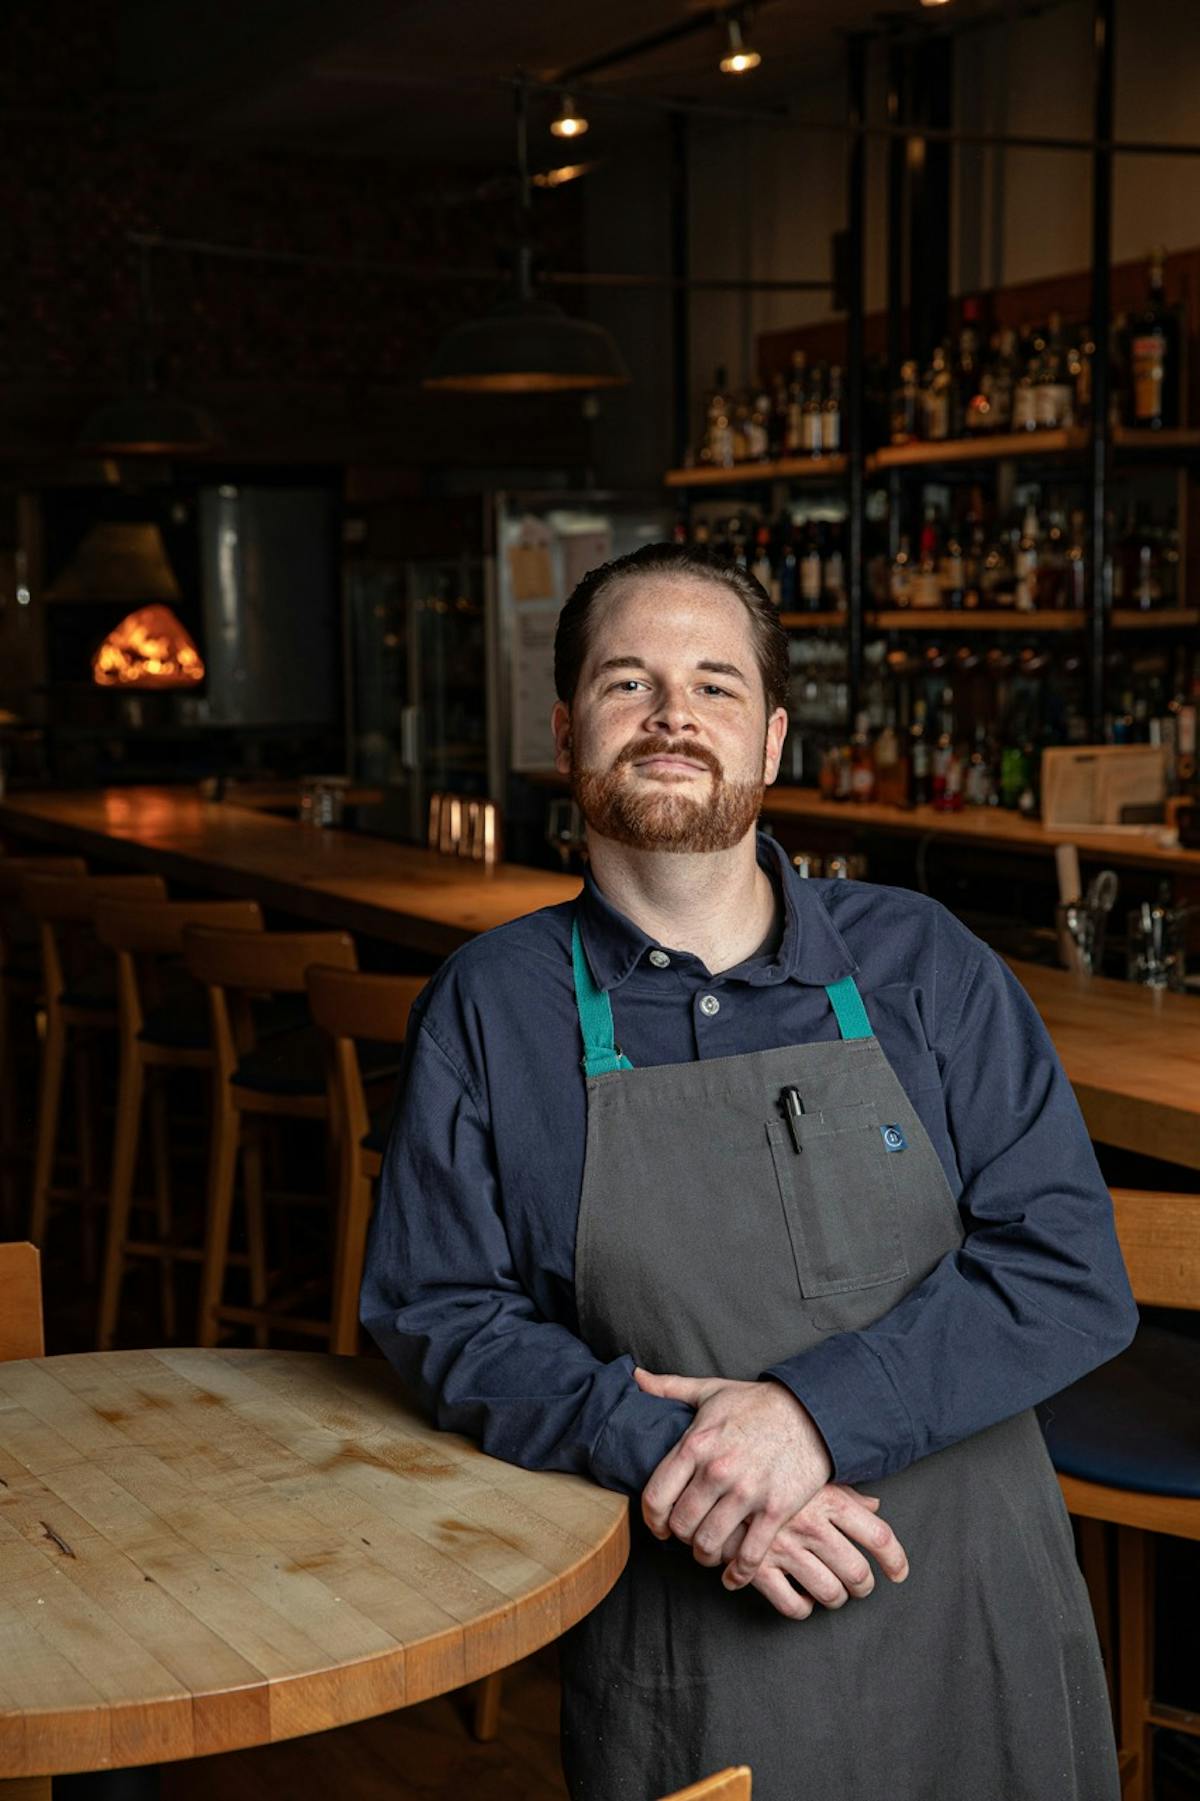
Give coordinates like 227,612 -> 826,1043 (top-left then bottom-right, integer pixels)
707,1484 -> 910,1620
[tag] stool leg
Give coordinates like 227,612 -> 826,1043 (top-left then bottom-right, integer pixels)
97,1047 -> 144,1352
149,1078 -> 176,1343
197,1094 -> 239,1348
330,1157 -> 373,1357
1078,1518 -> 1115,1714
242,1125 -> 269,1348
472,1671 -> 504,1742
0,978 -> 18,1232
75,1039 -> 99,1283
29,1010 -> 67,1246
1116,1525 -> 1153,1801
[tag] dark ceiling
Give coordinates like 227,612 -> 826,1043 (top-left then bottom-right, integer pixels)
114,0 -> 1007,170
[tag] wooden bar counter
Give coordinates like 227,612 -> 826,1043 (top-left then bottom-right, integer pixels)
1,786 -> 1195,1166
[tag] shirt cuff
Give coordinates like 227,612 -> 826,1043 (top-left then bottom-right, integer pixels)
590,1374 -> 695,1497
764,1333 -> 916,1486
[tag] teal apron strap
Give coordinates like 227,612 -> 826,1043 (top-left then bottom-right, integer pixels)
572,916 -> 634,1077
825,973 -> 873,1040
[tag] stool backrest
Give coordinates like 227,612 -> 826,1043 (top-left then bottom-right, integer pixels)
22,873 -> 168,1003
306,965 -> 425,1150
96,899 -> 265,1040
658,1770 -> 752,1801
184,925 -> 357,1080
1111,1188 -> 1200,1312
0,1241 -> 44,1360
0,856 -> 88,903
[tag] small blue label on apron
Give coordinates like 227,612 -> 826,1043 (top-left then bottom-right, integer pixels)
881,1125 -> 907,1151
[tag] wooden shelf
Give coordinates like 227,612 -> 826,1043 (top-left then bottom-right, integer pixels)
870,429 -> 1085,470
778,610 -> 846,629
866,609 -> 1083,632
1112,427 -> 1200,453
663,454 -> 848,488
1111,607 -> 1199,630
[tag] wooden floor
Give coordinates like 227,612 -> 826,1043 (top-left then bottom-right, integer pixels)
163,1651 -> 568,1801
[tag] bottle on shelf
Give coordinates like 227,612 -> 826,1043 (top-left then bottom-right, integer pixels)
802,365 -> 825,456
890,533 -> 913,607
911,508 -> 942,609
908,699 -> 931,806
891,360 -> 921,445
922,345 -> 952,441
1014,503 -> 1040,612
786,351 -> 808,455
823,366 -> 844,454
1122,248 -> 1181,431
850,711 -> 877,803
1012,327 -> 1038,432
800,522 -> 824,611
1034,312 -> 1075,430
769,369 -> 790,459
702,367 -> 734,467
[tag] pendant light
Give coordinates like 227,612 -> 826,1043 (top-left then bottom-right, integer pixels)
719,15 -> 761,74
423,80 -> 629,395
78,242 -> 221,456
550,93 -> 589,139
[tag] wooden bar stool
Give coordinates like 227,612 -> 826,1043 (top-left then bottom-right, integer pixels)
660,1771 -> 752,1801
0,1240 -> 45,1360
94,896 -> 265,1351
305,966 -> 426,1356
0,856 -> 88,1230
183,924 -> 374,1348
1048,1189 -> 1200,1801
23,872 -> 167,1253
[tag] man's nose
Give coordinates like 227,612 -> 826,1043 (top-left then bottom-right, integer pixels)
647,687 -> 699,736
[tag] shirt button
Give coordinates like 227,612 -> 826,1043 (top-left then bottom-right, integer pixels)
699,993 -> 720,1017
648,949 -> 671,968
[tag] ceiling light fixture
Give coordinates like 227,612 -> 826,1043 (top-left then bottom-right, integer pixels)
719,15 -> 761,74
532,161 -> 596,189
550,93 -> 589,138
919,0 -> 955,8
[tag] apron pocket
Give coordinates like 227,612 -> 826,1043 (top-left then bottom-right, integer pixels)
767,1104 -> 908,1296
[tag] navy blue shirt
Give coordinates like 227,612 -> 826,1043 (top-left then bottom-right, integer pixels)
361,835 -> 1137,1497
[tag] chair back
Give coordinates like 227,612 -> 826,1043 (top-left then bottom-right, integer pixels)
96,899 -> 264,1039
306,965 -> 425,1149
658,1770 -> 752,1801
22,874 -> 168,1006
184,925 -> 357,1083
0,1241 -> 44,1359
0,855 -> 88,903
1111,1188 -> 1200,1312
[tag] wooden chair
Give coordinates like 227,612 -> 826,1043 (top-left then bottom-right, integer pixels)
183,924 -> 369,1348
0,1241 -> 44,1360
23,872 -> 167,1253
659,1769 -> 752,1801
1050,1188 -> 1200,1801
0,856 -> 88,1229
93,896 -> 265,1351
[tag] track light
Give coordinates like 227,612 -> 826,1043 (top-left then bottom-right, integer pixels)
920,0 -> 955,7
551,94 -> 588,139
719,16 -> 761,74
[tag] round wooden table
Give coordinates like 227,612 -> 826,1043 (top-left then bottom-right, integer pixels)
0,1349 -> 629,1793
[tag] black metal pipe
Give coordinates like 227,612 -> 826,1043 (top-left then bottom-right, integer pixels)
1086,0 -> 1114,740
846,32 -> 868,736
670,111 -> 691,471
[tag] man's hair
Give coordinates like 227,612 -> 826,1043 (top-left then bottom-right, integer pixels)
553,541 -> 790,717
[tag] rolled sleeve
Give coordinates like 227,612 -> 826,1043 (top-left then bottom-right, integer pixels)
765,945 -> 1138,1485
361,1018 -> 691,1496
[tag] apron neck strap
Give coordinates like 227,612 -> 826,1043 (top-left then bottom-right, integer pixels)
571,911 -> 873,1074
572,916 -> 634,1077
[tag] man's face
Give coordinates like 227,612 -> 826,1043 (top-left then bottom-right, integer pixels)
551,575 -> 788,854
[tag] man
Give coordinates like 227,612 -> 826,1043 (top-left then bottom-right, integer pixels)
362,543 -> 1136,1801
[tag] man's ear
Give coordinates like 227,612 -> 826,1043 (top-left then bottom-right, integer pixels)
552,701 -> 572,775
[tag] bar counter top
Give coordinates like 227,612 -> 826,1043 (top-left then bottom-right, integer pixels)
1,786 -> 1195,1166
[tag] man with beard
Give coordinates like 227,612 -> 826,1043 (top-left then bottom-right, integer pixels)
362,543 -> 1135,1801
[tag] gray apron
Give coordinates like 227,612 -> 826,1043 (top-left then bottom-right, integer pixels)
560,914 -> 1118,1801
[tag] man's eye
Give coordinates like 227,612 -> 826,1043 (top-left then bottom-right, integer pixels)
700,684 -> 732,697
609,679 -> 646,693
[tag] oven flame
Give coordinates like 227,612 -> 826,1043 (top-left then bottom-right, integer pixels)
92,605 -> 205,689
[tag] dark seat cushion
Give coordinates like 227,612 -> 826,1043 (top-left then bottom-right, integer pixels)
232,1027 -> 402,1098
139,988 -> 311,1053
1042,1324 -> 1200,1500
58,976 -> 116,1011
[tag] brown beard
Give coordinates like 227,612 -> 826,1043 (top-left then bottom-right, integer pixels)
570,733 -> 766,853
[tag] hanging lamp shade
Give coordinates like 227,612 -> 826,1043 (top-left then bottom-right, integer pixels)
44,522 -> 183,605
77,389 -> 220,457
423,292 -> 630,393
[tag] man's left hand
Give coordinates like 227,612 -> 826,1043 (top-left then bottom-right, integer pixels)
636,1368 -> 834,1588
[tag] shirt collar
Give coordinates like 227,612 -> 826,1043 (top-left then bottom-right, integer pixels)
575,831 -> 859,992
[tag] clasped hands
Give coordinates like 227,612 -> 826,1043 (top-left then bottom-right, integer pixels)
635,1368 -> 908,1621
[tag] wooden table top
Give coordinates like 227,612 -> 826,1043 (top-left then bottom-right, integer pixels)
1007,960 -> 1200,1170
763,786 -> 1200,877
0,788 -> 580,956
0,1348 -> 628,1780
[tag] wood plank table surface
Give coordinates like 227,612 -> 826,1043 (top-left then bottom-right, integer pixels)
0,788 -> 580,956
0,1348 -> 628,1791
1005,960 -> 1200,1171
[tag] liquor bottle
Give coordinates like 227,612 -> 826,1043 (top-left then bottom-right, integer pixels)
1066,509 -> 1087,610
823,367 -> 844,453
908,699 -> 931,806
873,711 -> 908,807
911,508 -> 941,609
705,367 -> 735,467
891,360 -> 921,445
988,328 -> 1018,433
941,522 -> 966,610
1014,504 -> 1040,612
952,302 -> 982,438
786,351 -> 807,454
1034,312 -> 1074,431
751,524 -> 775,601
802,367 -> 825,456
964,726 -> 995,807
732,391 -> 752,462
1036,508 -> 1068,610
931,688 -> 956,809
746,379 -> 771,461
890,534 -> 913,607
823,521 -> 847,612
1012,329 -> 1037,432
850,712 -> 877,804
1122,249 -> 1181,430
800,523 -> 824,610
922,345 -> 952,441
769,370 -> 789,459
